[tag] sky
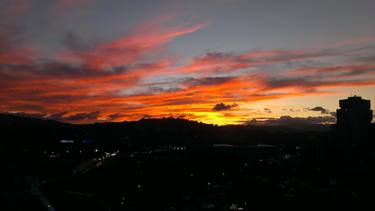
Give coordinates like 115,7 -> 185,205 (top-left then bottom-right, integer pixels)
0,0 -> 375,125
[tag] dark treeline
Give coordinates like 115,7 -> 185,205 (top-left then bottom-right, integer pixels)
0,113 -> 330,147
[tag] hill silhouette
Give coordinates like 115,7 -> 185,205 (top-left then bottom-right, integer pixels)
0,113 -> 329,148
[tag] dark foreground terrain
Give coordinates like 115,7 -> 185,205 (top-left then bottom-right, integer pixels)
1,114 -> 375,211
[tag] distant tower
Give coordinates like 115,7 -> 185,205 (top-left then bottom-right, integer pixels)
336,95 -> 373,128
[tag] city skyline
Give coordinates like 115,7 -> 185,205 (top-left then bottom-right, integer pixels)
1,0 -> 375,125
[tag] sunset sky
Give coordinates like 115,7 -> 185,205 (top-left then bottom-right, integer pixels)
1,0 -> 375,125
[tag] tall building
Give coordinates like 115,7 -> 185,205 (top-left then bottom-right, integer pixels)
328,96 -> 373,167
333,95 -> 373,150
336,96 -> 373,129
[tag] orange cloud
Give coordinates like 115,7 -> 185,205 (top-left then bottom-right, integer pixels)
1,14 -> 375,125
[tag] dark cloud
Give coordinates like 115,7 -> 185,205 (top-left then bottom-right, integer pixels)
264,77 -> 321,90
285,108 -> 301,112
356,54 -> 375,62
147,86 -> 181,94
47,111 -> 68,120
318,66 -> 375,77
262,64 -> 375,93
13,94 -> 86,105
306,106 -> 330,114
194,51 -> 236,63
12,103 -> 45,111
0,61 -> 89,79
264,108 -> 272,113
32,111 -> 101,122
108,113 -> 126,120
160,98 -> 197,106
62,111 -> 100,122
142,114 -> 153,119
193,49 -> 339,73
107,113 -> 136,121
175,113 -> 197,120
183,76 -> 233,87
341,67 -> 374,77
61,31 -> 88,51
212,103 -> 238,111
6,112 -> 47,119
249,115 -> 335,126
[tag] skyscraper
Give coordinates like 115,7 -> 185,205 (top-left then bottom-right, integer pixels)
336,96 -> 373,129
334,96 -> 373,146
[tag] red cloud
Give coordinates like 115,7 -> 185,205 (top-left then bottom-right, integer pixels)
0,12 -> 374,124
61,18 -> 204,70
